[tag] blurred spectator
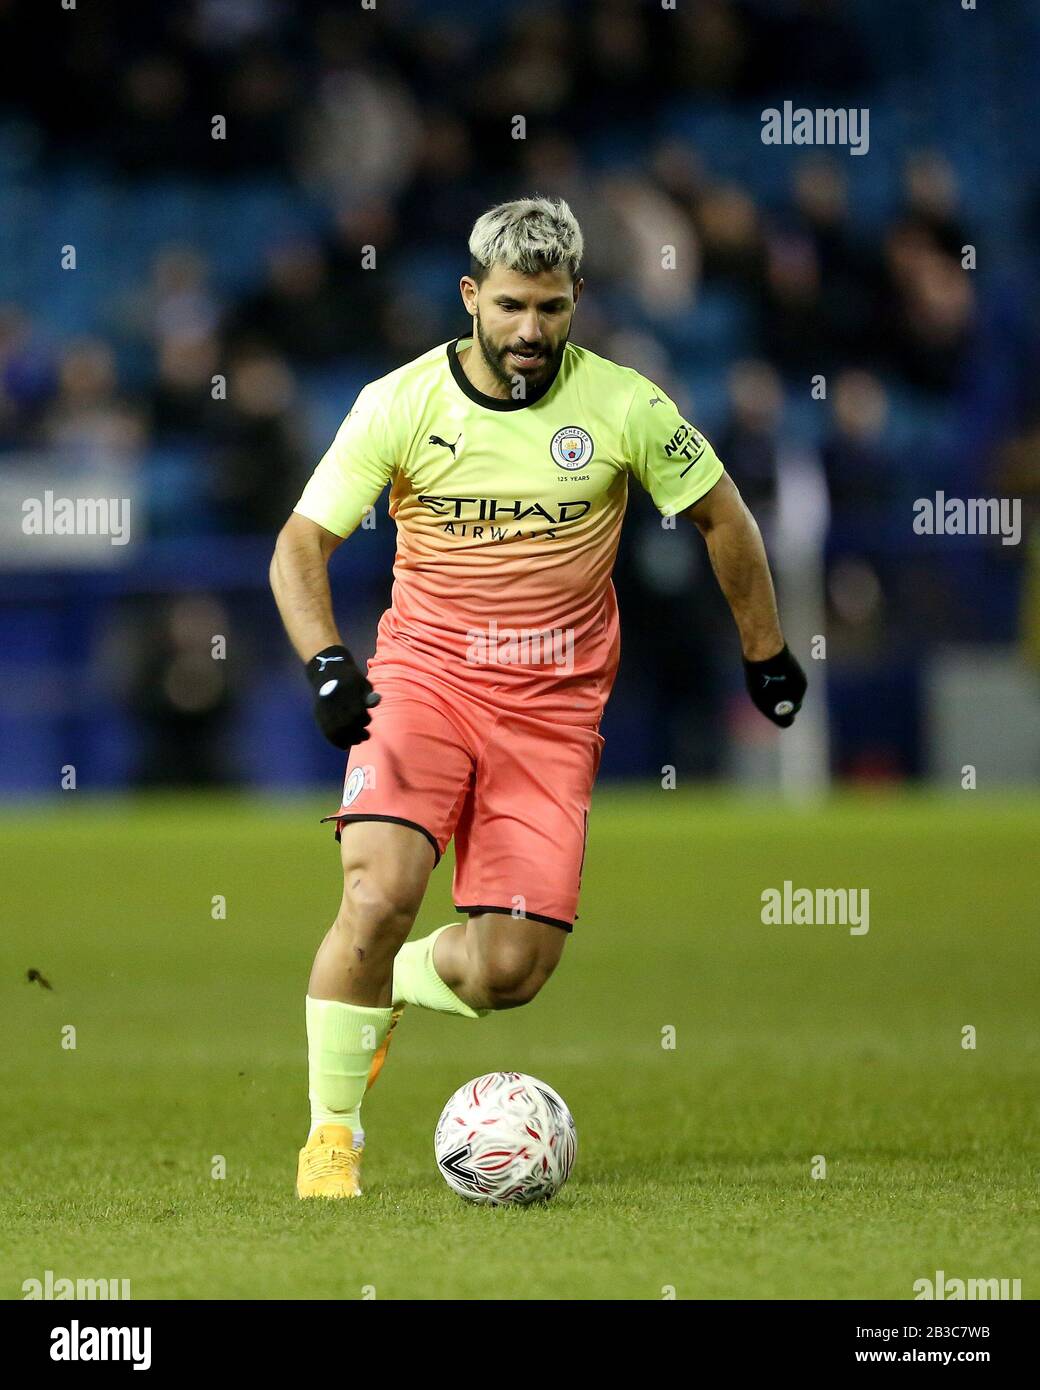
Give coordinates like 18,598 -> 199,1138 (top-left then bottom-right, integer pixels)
0,306 -> 57,445
791,158 -> 880,359
902,152 -> 971,261
323,201 -> 402,350
229,240 -> 348,363
695,182 -> 764,293
716,360 -> 784,517
112,54 -> 196,174
579,0 -> 656,127
150,332 -> 224,440
120,247 -> 220,350
40,340 -> 146,456
189,0 -> 285,50
126,594 -> 237,785
821,373 -> 899,659
821,370 -> 894,517
600,176 -> 698,318
295,13 -> 421,205
207,346 -> 307,533
758,230 -> 830,377
395,112 -> 485,248
470,9 -> 575,141
668,0 -> 747,96
877,226 -> 976,393
219,44 -> 298,173
650,139 -> 708,225
826,554 -> 886,653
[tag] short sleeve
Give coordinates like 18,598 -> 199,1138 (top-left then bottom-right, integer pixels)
622,377 -> 724,516
293,381 -> 398,538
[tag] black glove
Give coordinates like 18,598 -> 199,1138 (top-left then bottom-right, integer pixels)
743,643 -> 807,728
305,645 -> 381,749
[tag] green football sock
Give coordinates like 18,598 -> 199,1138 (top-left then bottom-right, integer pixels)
392,924 -> 489,1018
306,996 -> 394,1141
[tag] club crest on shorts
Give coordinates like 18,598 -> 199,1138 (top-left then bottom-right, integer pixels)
550,426 -> 593,471
342,766 -> 366,807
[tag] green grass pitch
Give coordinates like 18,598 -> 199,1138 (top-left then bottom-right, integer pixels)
1,789 -> 1037,1300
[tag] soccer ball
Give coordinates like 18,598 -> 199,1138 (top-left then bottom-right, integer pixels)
434,1071 -> 577,1205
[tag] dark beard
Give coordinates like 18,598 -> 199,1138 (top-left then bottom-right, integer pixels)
474,313 -> 566,395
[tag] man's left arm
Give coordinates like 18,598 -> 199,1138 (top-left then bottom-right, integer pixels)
685,472 -> 807,728
620,377 -> 806,727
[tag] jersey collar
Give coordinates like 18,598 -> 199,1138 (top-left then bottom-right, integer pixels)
447,337 -> 563,411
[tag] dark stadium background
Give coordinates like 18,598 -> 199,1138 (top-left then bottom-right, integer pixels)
2,0 -> 1039,793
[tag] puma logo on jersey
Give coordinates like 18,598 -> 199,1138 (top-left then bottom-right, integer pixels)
429,433 -> 462,458
649,395 -> 663,407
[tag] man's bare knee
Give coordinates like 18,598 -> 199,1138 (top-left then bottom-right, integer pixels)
335,822 -> 433,954
338,867 -> 419,942
471,916 -> 564,1009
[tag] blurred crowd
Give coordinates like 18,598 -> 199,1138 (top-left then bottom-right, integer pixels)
5,2 -> 1033,510
3,0 -> 1039,782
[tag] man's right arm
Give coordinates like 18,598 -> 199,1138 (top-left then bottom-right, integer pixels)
274,379 -> 397,745
270,512 -> 380,749
269,512 -> 346,662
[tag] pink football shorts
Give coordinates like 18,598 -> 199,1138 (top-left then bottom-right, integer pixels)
323,675 -> 604,930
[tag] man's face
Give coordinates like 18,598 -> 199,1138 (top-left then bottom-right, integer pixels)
461,263 -> 582,393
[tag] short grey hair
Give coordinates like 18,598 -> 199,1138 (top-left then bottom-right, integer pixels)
468,196 -> 584,282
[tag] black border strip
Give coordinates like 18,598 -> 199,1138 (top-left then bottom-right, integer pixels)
455,903 -> 573,932
321,813 -> 441,865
